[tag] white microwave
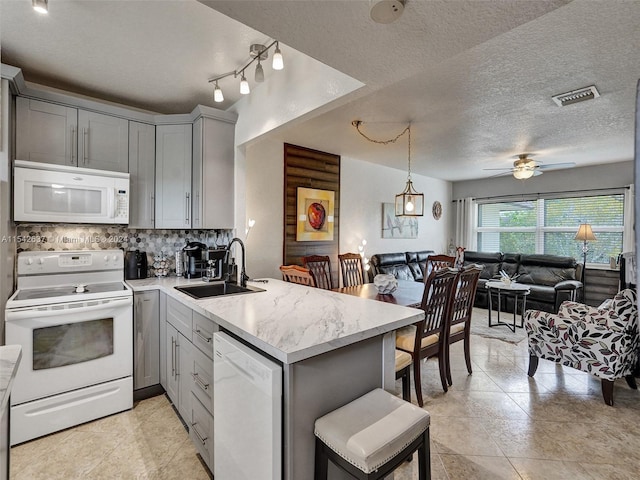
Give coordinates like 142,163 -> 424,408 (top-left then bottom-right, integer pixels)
13,160 -> 129,224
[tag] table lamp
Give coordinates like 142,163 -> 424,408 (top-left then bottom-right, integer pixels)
574,223 -> 597,266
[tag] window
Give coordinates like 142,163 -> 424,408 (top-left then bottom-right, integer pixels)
476,193 -> 625,265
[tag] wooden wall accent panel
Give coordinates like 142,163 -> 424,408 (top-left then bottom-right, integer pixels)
284,143 -> 340,288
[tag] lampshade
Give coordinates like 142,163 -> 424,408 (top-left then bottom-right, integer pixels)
213,82 -> 224,103
513,167 -> 534,180
255,61 -> 265,83
239,74 -> 250,94
574,224 -> 597,241
272,43 -> 284,70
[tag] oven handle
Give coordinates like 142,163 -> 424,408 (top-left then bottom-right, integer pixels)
5,297 -> 132,321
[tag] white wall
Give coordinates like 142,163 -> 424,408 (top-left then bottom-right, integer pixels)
452,161 -> 633,200
243,138 -> 452,279
340,157 -> 452,259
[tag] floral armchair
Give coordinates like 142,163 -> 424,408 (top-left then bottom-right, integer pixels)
524,289 -> 639,406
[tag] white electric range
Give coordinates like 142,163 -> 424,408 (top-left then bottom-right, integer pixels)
5,250 -> 133,445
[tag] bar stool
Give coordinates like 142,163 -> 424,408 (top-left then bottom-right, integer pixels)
314,388 -> 431,480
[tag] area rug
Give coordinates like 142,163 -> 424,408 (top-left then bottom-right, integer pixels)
470,308 -> 527,344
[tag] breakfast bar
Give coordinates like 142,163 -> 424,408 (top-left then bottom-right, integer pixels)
128,277 -> 424,479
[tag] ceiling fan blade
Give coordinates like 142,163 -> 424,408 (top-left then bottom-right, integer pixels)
533,170 -> 543,176
538,162 -> 576,171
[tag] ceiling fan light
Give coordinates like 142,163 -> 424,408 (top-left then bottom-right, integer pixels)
513,168 -> 534,180
272,43 -> 284,70
32,0 -> 48,14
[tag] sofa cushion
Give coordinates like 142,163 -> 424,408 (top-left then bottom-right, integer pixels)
406,251 -> 434,282
517,254 -> 577,286
463,251 -> 502,280
501,253 -> 520,278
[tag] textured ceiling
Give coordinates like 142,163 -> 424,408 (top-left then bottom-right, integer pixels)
2,0 -> 639,181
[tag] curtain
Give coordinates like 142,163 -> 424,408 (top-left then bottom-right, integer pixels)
454,197 -> 477,250
623,184 -> 635,253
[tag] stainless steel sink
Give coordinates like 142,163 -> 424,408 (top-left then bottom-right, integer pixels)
174,282 -> 264,299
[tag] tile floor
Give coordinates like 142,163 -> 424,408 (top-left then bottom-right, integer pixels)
10,332 -> 640,479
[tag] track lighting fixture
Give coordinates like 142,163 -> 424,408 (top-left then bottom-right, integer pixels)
213,81 -> 224,103
32,0 -> 48,14
207,40 -> 284,104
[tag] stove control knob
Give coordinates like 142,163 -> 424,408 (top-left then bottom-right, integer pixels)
104,255 -> 109,262
112,255 -> 118,262
38,258 -> 45,264
26,258 -> 33,265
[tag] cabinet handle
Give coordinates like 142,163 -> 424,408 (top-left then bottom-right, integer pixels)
171,337 -> 176,377
191,372 -> 210,391
185,193 -> 190,224
175,341 -> 180,377
190,422 -> 208,445
194,328 -> 212,344
136,298 -> 142,335
150,193 -> 155,223
71,126 -> 77,165
195,192 -> 200,226
82,128 -> 88,165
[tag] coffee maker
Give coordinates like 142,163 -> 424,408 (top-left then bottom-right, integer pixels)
182,242 -> 207,278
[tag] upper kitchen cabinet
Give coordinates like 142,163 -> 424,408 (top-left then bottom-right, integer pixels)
16,97 -> 129,173
192,116 -> 235,229
129,122 -> 156,229
16,97 -> 77,166
155,124 -> 192,228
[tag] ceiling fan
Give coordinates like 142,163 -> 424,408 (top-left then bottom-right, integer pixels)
484,154 -> 576,179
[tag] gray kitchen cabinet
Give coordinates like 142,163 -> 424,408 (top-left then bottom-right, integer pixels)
16,97 -> 129,172
165,322 -> 180,406
128,121 -> 156,228
77,110 -> 128,172
159,292 -> 167,389
189,392 -> 215,471
177,331 -> 194,422
16,97 -> 77,166
133,290 -> 160,390
192,116 -> 235,229
155,124 -> 192,228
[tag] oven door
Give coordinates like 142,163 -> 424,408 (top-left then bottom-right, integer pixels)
6,295 -> 133,405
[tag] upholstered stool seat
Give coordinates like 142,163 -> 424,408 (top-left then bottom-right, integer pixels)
314,388 -> 431,479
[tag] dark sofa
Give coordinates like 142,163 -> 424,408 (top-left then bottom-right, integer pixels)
463,251 -> 583,313
368,251 -> 435,282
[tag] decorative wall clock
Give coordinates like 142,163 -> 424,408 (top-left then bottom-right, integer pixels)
432,201 -> 442,220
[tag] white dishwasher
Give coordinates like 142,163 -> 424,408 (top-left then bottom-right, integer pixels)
213,332 -> 282,480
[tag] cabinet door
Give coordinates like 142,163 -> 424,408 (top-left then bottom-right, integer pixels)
191,118 -> 203,229
129,122 -> 156,228
159,292 -> 167,389
165,323 -> 180,406
177,332 -> 193,422
16,97 -> 78,166
199,117 -> 235,228
78,110 -> 129,172
155,124 -> 192,228
133,291 -> 160,390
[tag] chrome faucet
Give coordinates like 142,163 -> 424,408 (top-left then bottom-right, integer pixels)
225,237 -> 249,287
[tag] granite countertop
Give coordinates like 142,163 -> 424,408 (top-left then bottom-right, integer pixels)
127,276 -> 424,364
0,345 -> 22,412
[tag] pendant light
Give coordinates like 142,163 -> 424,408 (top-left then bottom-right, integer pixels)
352,120 -> 424,217
272,42 -> 284,70
213,81 -> 224,103
394,125 -> 423,216
254,60 -> 265,83
239,72 -> 250,94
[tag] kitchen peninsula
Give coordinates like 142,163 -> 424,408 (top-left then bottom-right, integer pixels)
128,276 -> 424,479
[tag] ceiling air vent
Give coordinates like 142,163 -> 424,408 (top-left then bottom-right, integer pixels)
552,85 -> 600,107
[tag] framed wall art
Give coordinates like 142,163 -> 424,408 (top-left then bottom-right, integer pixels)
296,187 -> 335,241
382,202 -> 418,239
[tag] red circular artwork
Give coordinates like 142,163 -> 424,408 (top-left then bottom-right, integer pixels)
307,202 -> 326,230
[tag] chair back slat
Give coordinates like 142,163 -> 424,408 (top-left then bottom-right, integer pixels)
451,265 -> 482,328
425,254 -> 456,279
302,255 -> 333,290
279,265 -> 316,287
338,253 -> 365,287
418,268 -> 458,340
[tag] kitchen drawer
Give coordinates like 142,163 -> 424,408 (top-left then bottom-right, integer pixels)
190,343 -> 213,414
190,392 -> 214,471
166,296 -> 192,340
192,311 -> 218,359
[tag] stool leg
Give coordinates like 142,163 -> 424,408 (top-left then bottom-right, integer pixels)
315,437 -> 329,480
418,428 -> 431,480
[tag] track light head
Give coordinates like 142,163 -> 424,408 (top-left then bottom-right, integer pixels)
32,0 -> 48,14
213,82 -> 224,103
272,43 -> 284,70
255,61 -> 264,83
240,73 -> 250,95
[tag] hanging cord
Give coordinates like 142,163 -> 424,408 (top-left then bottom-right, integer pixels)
351,120 -> 412,178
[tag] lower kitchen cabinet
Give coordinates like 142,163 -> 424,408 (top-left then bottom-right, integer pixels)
190,392 -> 214,469
165,323 -> 192,422
133,291 -> 160,391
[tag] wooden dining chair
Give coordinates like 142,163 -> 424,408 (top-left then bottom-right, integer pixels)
445,265 -> 482,386
425,254 -> 456,278
395,267 -> 458,407
302,255 -> 333,290
338,253 -> 365,287
279,265 -> 316,287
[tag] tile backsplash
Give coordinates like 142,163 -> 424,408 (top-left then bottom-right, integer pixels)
14,224 -> 235,273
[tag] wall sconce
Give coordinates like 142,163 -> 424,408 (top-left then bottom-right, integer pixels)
208,40 -> 284,103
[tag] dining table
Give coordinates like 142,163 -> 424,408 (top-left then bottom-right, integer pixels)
333,280 -> 425,307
